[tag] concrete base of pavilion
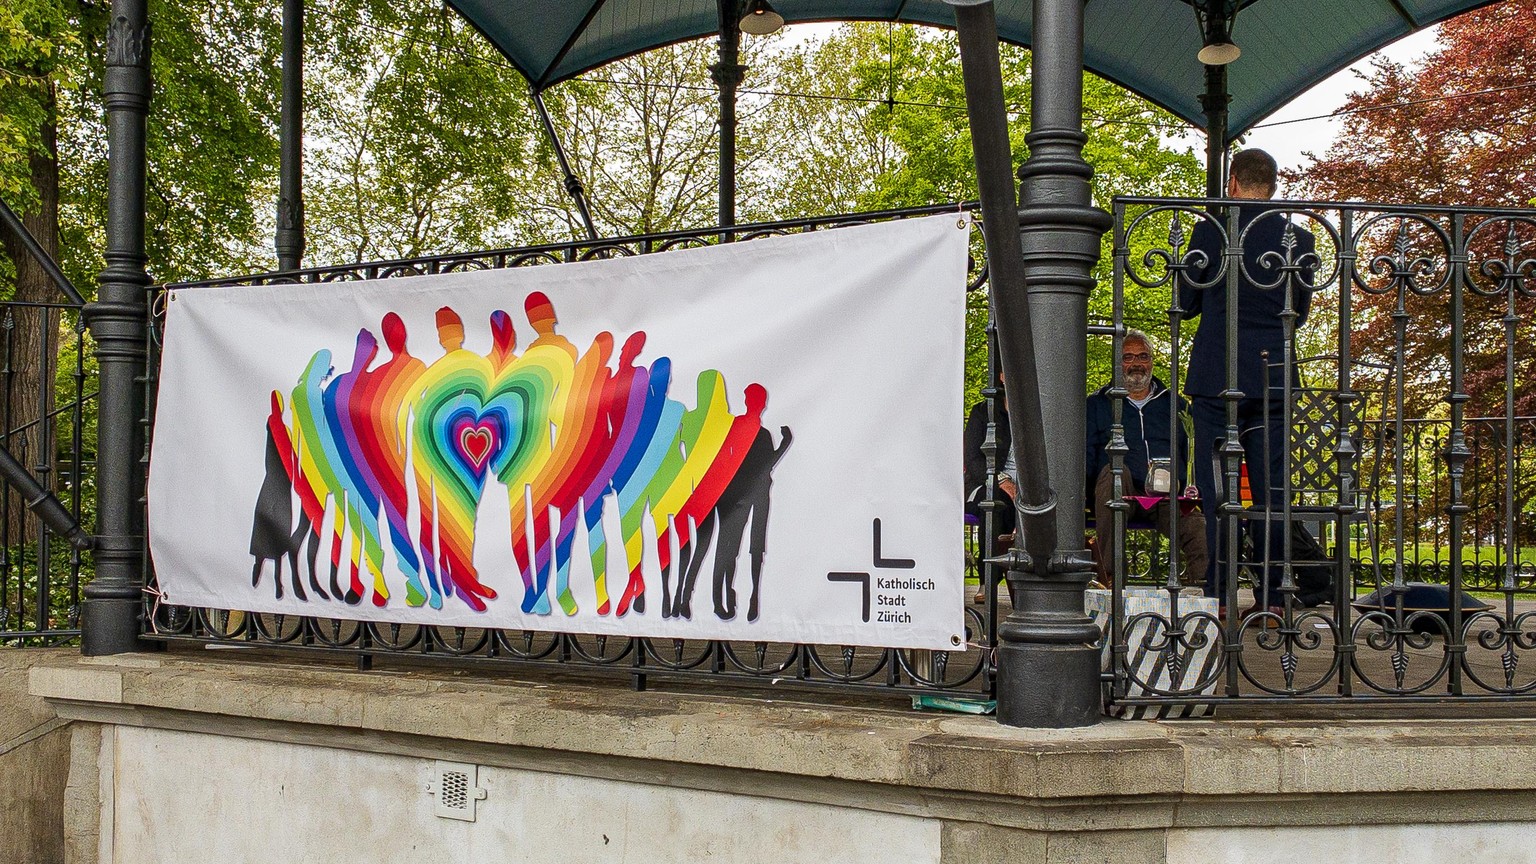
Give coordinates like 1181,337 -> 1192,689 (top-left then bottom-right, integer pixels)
13,648 -> 1536,863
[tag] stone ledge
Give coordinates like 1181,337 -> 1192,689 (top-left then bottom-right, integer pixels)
28,652 -> 1536,815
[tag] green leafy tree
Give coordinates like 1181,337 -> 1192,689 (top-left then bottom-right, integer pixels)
3,0 -> 279,565
304,0 -> 541,262
1293,0 -> 1536,549
2,0 -> 87,551
57,0 -> 281,285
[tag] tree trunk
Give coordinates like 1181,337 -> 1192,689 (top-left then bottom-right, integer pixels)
0,84 -> 64,550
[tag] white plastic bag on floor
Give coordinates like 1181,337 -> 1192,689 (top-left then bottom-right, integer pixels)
1086,588 -> 1219,719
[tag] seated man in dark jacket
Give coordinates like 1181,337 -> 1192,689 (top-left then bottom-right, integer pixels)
1085,330 -> 1207,584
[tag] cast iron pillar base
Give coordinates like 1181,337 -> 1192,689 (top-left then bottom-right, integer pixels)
82,598 -> 143,655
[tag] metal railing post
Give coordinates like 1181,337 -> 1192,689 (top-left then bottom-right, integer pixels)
275,0 -> 305,273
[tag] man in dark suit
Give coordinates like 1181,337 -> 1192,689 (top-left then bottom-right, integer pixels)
1179,149 -> 1316,608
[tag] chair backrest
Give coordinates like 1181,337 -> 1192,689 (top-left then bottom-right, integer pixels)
1269,355 -> 1393,513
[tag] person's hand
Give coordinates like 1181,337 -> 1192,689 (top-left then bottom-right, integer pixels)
1182,484 -> 1199,500
998,475 -> 1018,500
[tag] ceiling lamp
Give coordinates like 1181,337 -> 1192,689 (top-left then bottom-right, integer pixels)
1198,36 -> 1241,65
1196,2 -> 1240,66
739,0 -> 785,36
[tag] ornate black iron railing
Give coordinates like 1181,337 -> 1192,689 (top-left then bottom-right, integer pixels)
160,203 -> 986,290
1095,195 -> 1536,706
0,300 -> 94,646
17,191 -> 1536,713
140,204 -> 998,701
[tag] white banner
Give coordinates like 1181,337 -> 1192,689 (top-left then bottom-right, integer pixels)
149,215 -> 967,648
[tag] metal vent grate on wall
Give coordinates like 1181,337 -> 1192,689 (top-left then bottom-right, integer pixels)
428,761 -> 488,822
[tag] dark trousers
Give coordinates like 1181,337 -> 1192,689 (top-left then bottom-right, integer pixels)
1091,466 -> 1207,585
1190,396 -> 1289,601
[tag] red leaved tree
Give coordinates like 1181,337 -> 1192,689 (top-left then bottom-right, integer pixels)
1293,0 -> 1536,418
1292,0 -> 1536,550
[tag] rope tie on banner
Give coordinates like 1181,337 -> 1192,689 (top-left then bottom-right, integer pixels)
142,583 -> 165,633
965,641 -> 997,664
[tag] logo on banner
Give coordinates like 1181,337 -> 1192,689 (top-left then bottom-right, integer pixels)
247,292 -> 793,621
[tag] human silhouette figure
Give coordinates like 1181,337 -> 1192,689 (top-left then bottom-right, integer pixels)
325,329 -> 390,606
250,390 -> 307,600
711,387 -> 792,621
290,349 -> 358,603
670,381 -> 775,620
498,292 -> 578,614
557,331 -> 649,615
411,306 -> 501,612
611,356 -> 685,616
655,371 -> 734,619
533,330 -> 615,615
351,313 -> 428,605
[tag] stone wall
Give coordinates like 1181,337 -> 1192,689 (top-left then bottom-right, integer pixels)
29,653 -> 1536,864
0,648 -> 74,864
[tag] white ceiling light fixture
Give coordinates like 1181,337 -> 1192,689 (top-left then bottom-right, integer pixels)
739,0 -> 785,35
1198,35 -> 1242,65
1195,1 -> 1241,65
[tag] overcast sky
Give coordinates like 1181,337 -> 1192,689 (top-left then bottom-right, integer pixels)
1232,27 -> 1442,181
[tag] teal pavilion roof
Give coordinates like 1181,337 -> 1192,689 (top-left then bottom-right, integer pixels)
446,0 -> 1498,137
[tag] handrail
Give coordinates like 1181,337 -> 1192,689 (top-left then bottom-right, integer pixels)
0,196 -> 88,307
0,445 -> 93,550
1112,194 -> 1536,218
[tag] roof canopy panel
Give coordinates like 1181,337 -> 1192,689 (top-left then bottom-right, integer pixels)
447,0 -> 1497,135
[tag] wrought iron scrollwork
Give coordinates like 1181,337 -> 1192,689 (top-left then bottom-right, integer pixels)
1106,196 -> 1536,709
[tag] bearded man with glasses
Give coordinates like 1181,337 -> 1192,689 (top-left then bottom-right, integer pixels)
1084,330 -> 1208,586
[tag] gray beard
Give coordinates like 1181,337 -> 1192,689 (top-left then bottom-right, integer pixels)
1124,372 -> 1151,394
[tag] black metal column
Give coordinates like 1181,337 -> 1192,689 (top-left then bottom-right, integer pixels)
81,1 -> 151,654
276,0 -> 304,272
1200,62 -> 1229,199
713,1 -> 745,232
1004,0 -> 1111,727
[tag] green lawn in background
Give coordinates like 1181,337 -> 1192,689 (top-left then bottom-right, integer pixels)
1346,540 -> 1536,567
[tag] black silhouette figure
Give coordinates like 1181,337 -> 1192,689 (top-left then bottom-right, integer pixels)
713,413 -> 792,621
669,381 -> 786,621
248,391 -> 329,600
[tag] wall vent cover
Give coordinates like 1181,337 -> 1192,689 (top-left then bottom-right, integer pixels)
428,761 -> 487,822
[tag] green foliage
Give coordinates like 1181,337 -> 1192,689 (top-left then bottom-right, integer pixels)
6,11 -> 1206,441
739,25 -> 1201,411
0,0 -> 76,206
48,0 -> 280,289
305,0 -> 541,261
